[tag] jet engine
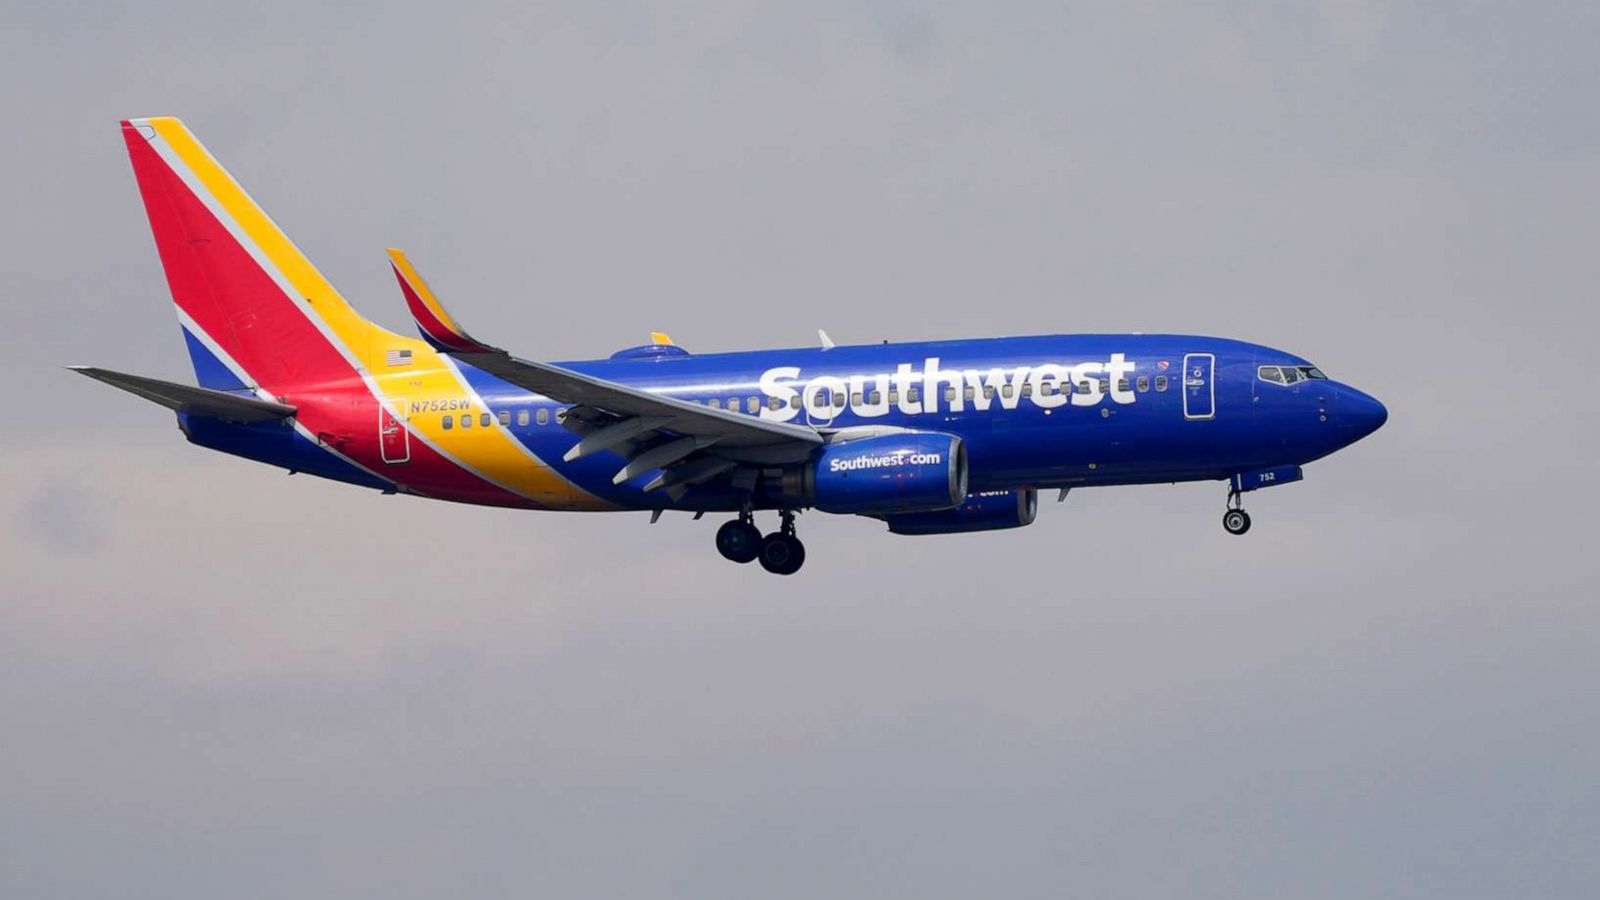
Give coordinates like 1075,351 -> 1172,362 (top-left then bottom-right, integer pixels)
781,433 -> 966,515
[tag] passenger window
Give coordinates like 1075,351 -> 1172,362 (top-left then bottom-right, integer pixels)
869,390 -> 883,405
789,395 -> 802,409
442,415 -> 453,430
536,408 -> 549,425
516,409 -> 530,426
1137,376 -> 1149,392
461,413 -> 472,428
1155,375 -> 1168,392
1021,384 -> 1033,397
906,387 -> 920,404
726,397 -> 739,411
1001,385 -> 1013,400
964,386 -> 976,401
480,412 -> 491,427
747,397 -> 760,414
768,395 -> 783,411
983,386 -> 996,400
833,392 -> 846,409
1117,379 -> 1129,392
498,411 -> 510,426
851,391 -> 864,406
888,389 -> 899,404
708,398 -> 721,409
943,386 -> 957,402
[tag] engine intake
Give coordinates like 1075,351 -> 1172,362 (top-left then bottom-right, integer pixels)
783,433 -> 966,515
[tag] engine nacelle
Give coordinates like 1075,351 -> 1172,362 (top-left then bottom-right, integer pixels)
783,433 -> 967,515
879,488 -> 1038,535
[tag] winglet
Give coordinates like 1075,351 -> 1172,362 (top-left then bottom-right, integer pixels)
387,248 -> 495,354
650,331 -> 674,346
818,329 -> 836,350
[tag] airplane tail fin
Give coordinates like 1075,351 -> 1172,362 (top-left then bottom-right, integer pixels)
120,117 -> 400,393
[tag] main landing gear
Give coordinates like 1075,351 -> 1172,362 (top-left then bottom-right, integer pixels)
715,508 -> 806,575
1222,488 -> 1252,536
714,513 -> 762,563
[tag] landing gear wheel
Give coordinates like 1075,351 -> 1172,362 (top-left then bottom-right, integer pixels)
715,519 -> 762,563
758,532 -> 806,575
1223,509 -> 1252,535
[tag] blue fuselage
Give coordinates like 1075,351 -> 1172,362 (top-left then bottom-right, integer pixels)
428,333 -> 1386,511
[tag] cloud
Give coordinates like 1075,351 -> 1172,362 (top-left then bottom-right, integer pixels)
12,472 -> 112,556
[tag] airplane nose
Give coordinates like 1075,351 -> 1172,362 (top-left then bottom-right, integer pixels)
1339,386 -> 1388,441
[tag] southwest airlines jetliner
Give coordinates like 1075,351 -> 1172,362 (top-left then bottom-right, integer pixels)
79,117 -> 1387,575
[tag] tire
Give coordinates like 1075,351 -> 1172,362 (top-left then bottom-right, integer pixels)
1223,509 -> 1252,535
715,520 -> 762,563
758,533 -> 806,575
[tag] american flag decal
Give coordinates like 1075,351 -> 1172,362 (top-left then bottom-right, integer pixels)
386,348 -> 413,367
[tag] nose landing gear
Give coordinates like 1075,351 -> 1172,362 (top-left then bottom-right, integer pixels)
1222,488 -> 1252,535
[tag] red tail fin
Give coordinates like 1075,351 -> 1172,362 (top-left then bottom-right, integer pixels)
122,117 -> 400,392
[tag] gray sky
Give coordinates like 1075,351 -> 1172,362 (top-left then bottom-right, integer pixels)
3,2 -> 1598,897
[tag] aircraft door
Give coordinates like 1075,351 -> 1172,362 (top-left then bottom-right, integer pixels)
378,397 -> 411,464
1182,353 -> 1215,420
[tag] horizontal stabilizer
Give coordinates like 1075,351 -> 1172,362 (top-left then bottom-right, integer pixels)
69,366 -> 296,423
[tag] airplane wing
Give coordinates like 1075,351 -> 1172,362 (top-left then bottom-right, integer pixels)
387,250 -> 822,491
70,366 -> 296,423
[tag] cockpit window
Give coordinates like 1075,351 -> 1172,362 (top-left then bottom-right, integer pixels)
1259,364 -> 1327,386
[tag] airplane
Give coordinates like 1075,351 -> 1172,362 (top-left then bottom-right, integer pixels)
77,117 -> 1388,575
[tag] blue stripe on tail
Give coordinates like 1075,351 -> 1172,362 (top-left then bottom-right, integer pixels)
182,327 -> 250,392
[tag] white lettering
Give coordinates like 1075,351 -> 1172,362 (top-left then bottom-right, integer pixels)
1028,363 -> 1070,410
1070,362 -> 1104,407
1106,353 -> 1137,404
760,354 -> 1140,421
802,375 -> 848,423
829,451 -> 942,473
922,356 -> 962,414
892,363 -> 923,415
758,366 -> 802,422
